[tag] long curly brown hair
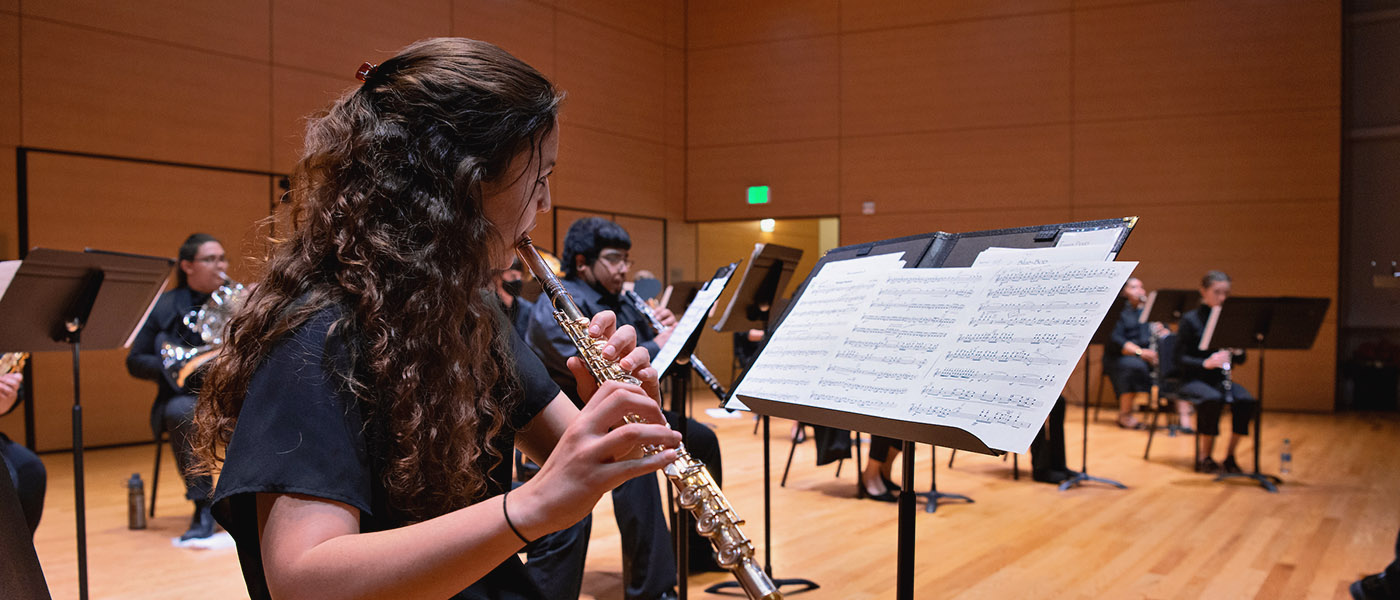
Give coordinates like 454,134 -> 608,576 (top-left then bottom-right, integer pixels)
192,38 -> 561,520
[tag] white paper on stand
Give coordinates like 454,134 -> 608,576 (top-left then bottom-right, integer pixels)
652,264 -> 739,377
734,259 -> 1137,453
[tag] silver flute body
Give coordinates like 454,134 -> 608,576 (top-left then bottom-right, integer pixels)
516,237 -> 781,600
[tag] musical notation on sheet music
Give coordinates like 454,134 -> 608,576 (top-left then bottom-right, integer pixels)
733,253 -> 1137,453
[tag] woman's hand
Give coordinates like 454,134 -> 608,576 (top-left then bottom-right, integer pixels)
0,373 -> 21,415
511,381 -> 680,537
568,310 -> 661,402
1203,350 -> 1232,370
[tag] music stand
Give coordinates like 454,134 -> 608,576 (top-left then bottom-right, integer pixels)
1060,300 -> 1128,491
732,218 -> 1138,600
0,248 -> 173,600
700,257 -> 817,593
713,243 -> 803,333
1141,289 -> 1199,325
1203,296 -> 1329,493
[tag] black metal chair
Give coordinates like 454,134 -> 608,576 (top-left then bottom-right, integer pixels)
780,424 -> 862,487
1143,333 -> 1195,460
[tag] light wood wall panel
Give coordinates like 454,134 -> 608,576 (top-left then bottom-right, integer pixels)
555,13 -> 666,142
22,154 -> 272,450
686,139 -> 839,221
687,36 -> 839,147
1074,110 -> 1339,207
665,145 -> 685,220
0,13 -> 18,148
271,0 -> 450,77
687,1 -> 1340,411
452,0 -> 556,76
22,0 -> 271,60
686,0 -> 838,49
1074,0 -> 1340,121
841,0 -> 1070,31
22,19 -> 272,171
1,14 -> 17,259
556,126 -> 666,218
560,0 -> 666,45
665,47 -> 685,148
841,13 -> 1071,137
840,207 -> 1074,247
841,125 -> 1071,215
271,68 -> 355,171
614,215 -> 665,285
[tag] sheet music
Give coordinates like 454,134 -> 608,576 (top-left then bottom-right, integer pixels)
1055,228 -> 1121,260
734,258 -> 1136,453
651,263 -> 739,376
0,260 -> 19,300
973,245 -> 1107,267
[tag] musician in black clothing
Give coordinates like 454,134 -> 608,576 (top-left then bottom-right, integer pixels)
527,217 -> 725,600
125,232 -> 225,541
1174,271 -> 1255,474
1,370 -> 45,537
1104,278 -> 1191,431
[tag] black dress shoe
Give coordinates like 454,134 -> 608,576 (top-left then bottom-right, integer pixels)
655,590 -> 679,600
880,474 -> 902,493
1349,572 -> 1396,600
1032,469 -> 1073,484
856,483 -> 898,503
180,500 -> 217,541
1222,455 -> 1244,474
1196,457 -> 1220,474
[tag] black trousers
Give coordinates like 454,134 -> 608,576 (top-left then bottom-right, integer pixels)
1030,396 -> 1068,475
0,433 -> 45,537
1104,355 -> 1152,396
156,394 -> 214,501
514,479 -> 592,600
1179,380 -> 1256,436
869,435 -> 900,463
610,410 -> 723,600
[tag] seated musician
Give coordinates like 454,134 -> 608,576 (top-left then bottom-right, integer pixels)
1104,277 -> 1192,431
125,233 -> 225,541
1,365 -> 45,537
1175,271 -> 1255,474
526,216 -> 726,597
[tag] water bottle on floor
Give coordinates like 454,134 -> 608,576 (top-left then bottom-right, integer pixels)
1280,439 -> 1292,476
127,473 -> 147,530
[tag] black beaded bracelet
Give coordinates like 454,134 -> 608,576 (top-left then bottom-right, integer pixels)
502,490 -> 533,545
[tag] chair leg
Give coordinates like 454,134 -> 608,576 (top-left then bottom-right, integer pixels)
948,449 -> 957,468
1012,453 -> 1019,480
150,435 -> 163,518
1094,373 -> 1108,422
781,429 -> 800,488
1144,389 -> 1162,460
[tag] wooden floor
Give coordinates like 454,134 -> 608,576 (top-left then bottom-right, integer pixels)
26,404 -> 1400,599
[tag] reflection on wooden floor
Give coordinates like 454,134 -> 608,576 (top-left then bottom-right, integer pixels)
27,404 -> 1400,599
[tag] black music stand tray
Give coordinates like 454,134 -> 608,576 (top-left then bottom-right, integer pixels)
1060,301 -> 1128,491
712,243 -> 803,333
734,218 -> 1137,600
1141,289 -> 1199,325
1204,297 -> 1329,493
0,248 -> 173,600
689,260 -> 819,598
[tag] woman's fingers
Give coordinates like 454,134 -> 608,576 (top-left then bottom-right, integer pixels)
587,310 -> 618,340
580,380 -> 666,429
598,324 -> 637,362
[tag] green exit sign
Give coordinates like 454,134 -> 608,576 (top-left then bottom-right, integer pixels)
747,185 -> 770,204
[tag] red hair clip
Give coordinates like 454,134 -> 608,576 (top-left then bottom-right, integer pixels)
355,61 -> 378,83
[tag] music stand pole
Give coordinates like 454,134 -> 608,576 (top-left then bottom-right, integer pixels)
911,445 -> 972,514
1059,352 -> 1127,491
669,367 -> 691,600
1215,339 -> 1282,492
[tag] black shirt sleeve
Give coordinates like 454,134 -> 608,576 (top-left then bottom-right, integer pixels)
213,309 -> 373,514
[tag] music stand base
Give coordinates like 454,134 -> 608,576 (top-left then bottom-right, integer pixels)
912,490 -> 974,514
1058,472 -> 1127,491
704,578 -> 821,597
1214,471 -> 1282,493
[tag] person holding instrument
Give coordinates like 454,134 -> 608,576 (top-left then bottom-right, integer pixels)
190,38 -> 682,600
126,232 -> 227,541
1104,278 -> 1191,431
1,358 -> 45,537
526,217 -> 727,597
1175,271 -> 1255,474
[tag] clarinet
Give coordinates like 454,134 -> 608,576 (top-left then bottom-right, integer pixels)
621,289 -> 729,402
1221,350 -> 1234,404
518,237 -> 782,600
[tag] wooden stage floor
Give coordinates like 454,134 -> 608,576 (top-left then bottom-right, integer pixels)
25,405 -> 1400,599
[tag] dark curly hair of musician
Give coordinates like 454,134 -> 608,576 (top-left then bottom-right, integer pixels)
192,38 -> 561,520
